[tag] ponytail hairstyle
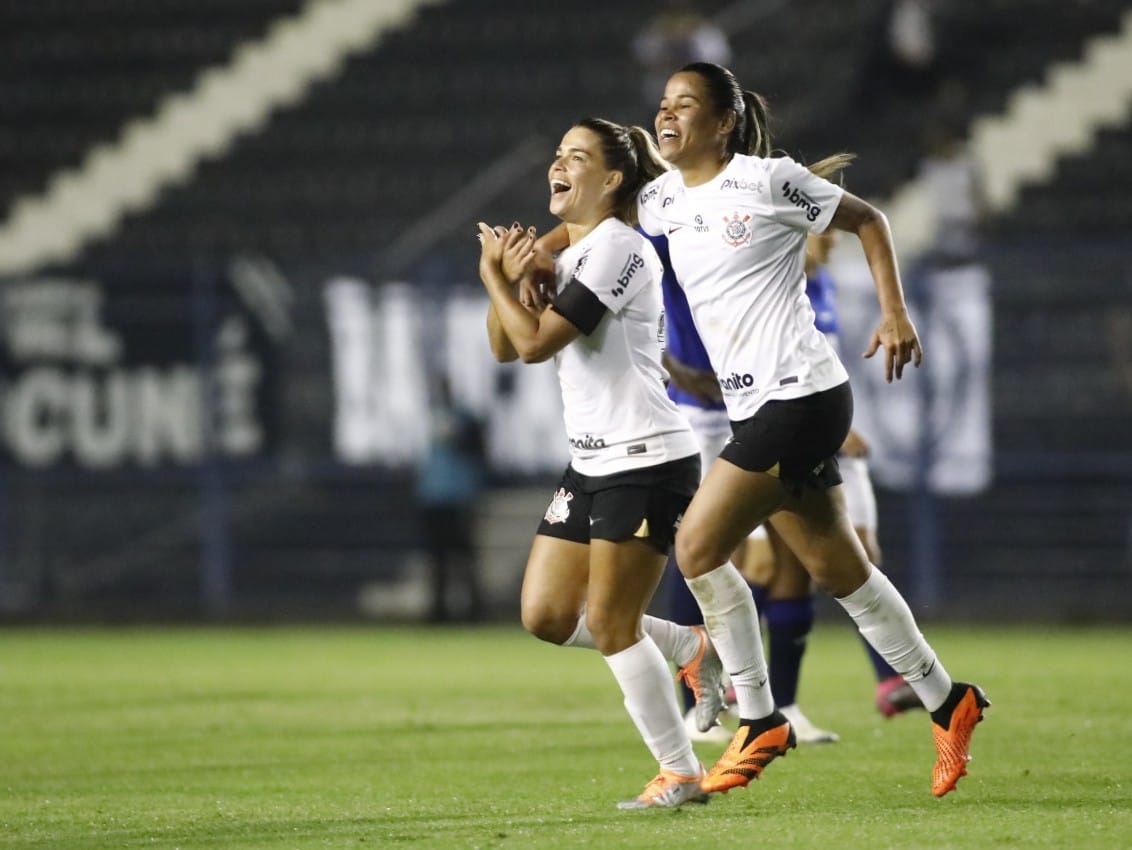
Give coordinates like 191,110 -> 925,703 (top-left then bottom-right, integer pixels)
680,62 -> 770,157
808,153 -> 856,182
575,117 -> 670,224
680,62 -> 853,171
739,90 -> 772,158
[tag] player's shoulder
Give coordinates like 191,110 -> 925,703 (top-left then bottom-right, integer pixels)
638,169 -> 680,208
753,153 -> 804,177
599,216 -> 639,242
599,217 -> 650,250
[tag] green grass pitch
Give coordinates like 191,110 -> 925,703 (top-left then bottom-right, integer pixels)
1,624 -> 1130,849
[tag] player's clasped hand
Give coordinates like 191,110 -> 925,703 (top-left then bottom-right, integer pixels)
477,222 -> 537,285
862,311 -> 924,382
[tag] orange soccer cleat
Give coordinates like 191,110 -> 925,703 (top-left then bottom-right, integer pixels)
700,711 -> 796,794
617,766 -> 711,809
931,682 -> 991,797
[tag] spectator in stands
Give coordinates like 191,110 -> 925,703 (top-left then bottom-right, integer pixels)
415,373 -> 488,623
860,0 -> 945,105
640,61 -> 988,799
632,0 -> 731,123
477,117 -> 724,810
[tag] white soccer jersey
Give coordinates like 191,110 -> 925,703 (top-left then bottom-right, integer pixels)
638,154 -> 850,420
551,217 -> 699,476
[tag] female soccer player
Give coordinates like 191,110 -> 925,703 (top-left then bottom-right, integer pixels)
477,117 -> 722,809
639,62 -> 988,798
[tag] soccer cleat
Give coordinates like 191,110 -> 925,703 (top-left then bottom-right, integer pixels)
779,704 -> 839,744
684,706 -> 733,744
617,766 -> 711,809
930,682 -> 990,797
876,675 -> 924,718
700,710 -> 796,793
677,626 -> 725,733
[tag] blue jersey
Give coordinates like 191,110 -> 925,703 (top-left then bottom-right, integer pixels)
646,231 -> 726,412
805,266 -> 840,337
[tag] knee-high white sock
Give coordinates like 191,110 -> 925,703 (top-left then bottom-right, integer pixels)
686,563 -> 774,720
836,566 -> 953,711
562,606 -> 701,667
604,636 -> 700,776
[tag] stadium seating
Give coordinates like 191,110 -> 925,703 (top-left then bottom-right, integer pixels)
2,0 -> 1130,617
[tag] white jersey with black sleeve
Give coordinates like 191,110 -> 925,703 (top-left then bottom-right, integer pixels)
549,216 -> 699,476
637,154 -> 850,421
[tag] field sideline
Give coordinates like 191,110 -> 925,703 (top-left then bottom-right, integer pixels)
1,624 -> 1130,849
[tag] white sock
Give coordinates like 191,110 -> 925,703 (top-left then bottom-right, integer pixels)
604,636 -> 700,776
562,607 -> 596,649
686,563 -> 775,720
836,566 -> 953,711
641,615 -> 702,667
563,607 -> 701,667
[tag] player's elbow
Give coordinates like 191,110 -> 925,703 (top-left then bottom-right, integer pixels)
833,193 -> 888,236
489,341 -> 519,363
854,202 -> 887,234
517,343 -> 553,364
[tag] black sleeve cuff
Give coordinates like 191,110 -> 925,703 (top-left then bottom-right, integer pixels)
551,278 -> 608,336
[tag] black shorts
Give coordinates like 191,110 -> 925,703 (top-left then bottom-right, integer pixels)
720,382 -> 853,498
536,454 -> 701,554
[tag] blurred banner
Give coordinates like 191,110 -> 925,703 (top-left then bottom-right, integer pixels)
323,278 -> 569,475
0,268 -> 279,469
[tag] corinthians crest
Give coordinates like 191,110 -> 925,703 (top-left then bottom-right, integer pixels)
544,487 -> 574,524
722,212 -> 752,247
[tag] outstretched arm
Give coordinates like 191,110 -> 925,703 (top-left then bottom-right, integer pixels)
829,192 -> 923,382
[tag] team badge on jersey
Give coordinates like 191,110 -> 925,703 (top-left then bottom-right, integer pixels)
722,212 -> 752,247
544,487 -> 574,524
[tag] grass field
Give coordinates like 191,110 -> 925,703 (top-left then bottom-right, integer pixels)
1,624 -> 1130,849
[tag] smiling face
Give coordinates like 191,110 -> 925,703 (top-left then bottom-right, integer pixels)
547,126 -> 620,226
655,71 -> 733,173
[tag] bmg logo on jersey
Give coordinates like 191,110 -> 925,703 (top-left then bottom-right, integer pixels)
781,180 -> 822,222
611,253 -> 644,296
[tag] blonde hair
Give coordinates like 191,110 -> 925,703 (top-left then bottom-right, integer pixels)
807,153 -> 856,183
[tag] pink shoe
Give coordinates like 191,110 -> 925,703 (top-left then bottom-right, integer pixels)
876,675 -> 924,718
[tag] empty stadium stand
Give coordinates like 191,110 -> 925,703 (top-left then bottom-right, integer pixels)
1,0 -> 1129,619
